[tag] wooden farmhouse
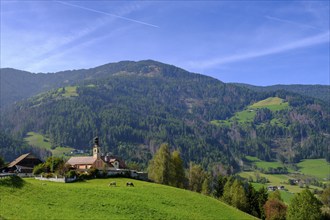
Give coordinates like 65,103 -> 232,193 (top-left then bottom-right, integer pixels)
3,153 -> 42,174
66,137 -> 126,173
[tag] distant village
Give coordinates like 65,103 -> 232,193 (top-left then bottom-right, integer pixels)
0,137 -> 147,182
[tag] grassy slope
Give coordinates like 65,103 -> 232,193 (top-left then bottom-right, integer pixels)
61,86 -> 78,97
212,97 -> 288,125
250,97 -> 288,111
245,157 -> 329,180
245,156 -> 292,171
0,178 -> 254,220
25,132 -> 73,157
297,159 -> 330,180
240,158 -> 329,203
25,132 -> 52,150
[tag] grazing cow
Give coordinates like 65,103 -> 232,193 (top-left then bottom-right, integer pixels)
108,181 -> 116,187
126,182 -> 134,187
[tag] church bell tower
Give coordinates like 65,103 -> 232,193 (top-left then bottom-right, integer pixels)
92,136 -> 101,159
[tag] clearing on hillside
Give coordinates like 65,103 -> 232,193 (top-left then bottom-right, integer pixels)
297,159 -> 330,180
24,132 -> 74,157
0,178 -> 255,220
60,86 -> 79,97
211,97 -> 289,125
250,97 -> 288,111
25,132 -> 52,150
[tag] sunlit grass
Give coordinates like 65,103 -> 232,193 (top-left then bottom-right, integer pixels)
250,97 -> 289,111
297,159 -> 330,180
0,178 -> 255,220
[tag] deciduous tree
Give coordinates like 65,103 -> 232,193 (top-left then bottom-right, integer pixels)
148,143 -> 172,185
201,174 -> 211,195
287,189 -> 322,220
320,186 -> 330,207
264,191 -> 287,220
264,199 -> 287,220
188,163 -> 206,192
231,179 -> 248,212
170,150 -> 185,188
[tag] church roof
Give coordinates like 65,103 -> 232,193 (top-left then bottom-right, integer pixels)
66,156 -> 96,165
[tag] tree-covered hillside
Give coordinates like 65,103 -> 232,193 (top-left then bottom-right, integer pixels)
234,83 -> 330,102
2,61 -> 329,108
1,61 -> 329,170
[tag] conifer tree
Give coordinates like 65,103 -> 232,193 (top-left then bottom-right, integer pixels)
214,175 -> 228,198
246,183 -> 260,217
257,187 -> 268,220
0,156 -> 4,168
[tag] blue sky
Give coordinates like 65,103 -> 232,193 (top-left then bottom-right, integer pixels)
1,1 -> 329,86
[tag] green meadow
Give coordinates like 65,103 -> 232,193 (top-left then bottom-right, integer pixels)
245,156 -> 289,171
25,132 -> 73,157
0,177 -> 254,220
60,86 -> 79,97
212,97 -> 289,125
239,158 -> 329,203
297,159 -> 330,180
250,97 -> 289,111
25,132 -> 52,150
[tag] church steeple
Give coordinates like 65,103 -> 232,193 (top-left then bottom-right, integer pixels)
92,137 -> 101,159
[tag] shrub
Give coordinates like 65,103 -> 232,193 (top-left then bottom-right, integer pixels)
33,164 -> 45,175
264,199 -> 287,220
66,170 -> 77,178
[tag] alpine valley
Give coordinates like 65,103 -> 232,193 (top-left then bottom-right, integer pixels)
1,60 -> 329,171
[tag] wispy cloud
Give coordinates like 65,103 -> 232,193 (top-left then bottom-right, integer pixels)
20,1 -> 155,72
25,25 -> 132,72
188,31 -> 329,69
55,1 -> 159,28
265,15 -> 322,31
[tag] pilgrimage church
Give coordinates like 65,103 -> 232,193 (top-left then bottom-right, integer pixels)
66,137 -> 126,172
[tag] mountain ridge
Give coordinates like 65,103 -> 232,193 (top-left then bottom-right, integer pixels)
1,60 -> 329,169
0,60 -> 216,108
233,83 -> 330,102
1,60 -> 328,109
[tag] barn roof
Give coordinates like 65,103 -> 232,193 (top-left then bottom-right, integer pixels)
8,153 -> 40,168
66,156 -> 96,165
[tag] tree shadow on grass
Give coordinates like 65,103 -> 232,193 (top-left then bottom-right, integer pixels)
0,175 -> 25,188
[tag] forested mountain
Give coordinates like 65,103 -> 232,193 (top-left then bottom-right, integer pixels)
1,60 -> 329,170
0,131 -> 51,162
234,83 -> 330,102
2,62 -> 329,108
